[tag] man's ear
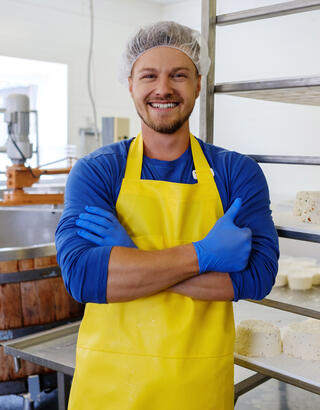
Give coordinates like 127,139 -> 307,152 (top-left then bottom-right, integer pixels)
128,77 -> 133,94
195,75 -> 202,99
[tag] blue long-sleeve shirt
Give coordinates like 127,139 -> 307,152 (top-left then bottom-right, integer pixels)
55,137 -> 279,304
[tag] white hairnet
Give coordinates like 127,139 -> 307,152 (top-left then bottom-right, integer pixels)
118,21 -> 211,87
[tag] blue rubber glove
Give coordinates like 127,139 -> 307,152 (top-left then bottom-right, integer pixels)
75,206 -> 136,248
193,198 -> 252,273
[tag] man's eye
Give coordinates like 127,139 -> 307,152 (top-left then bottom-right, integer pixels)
142,74 -> 156,79
173,73 -> 187,78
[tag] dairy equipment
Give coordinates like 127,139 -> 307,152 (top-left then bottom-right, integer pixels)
5,94 -> 33,164
0,207 -> 84,407
0,94 -> 71,206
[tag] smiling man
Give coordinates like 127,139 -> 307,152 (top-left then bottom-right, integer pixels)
131,47 -> 200,135
56,21 -> 279,410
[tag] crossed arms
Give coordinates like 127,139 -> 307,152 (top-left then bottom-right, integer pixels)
55,153 -> 279,305
75,200 -> 251,303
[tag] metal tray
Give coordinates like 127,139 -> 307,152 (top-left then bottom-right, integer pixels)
253,286 -> 320,320
214,76 -> 320,106
2,322 -> 79,377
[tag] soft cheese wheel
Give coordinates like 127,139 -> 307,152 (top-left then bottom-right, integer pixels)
235,320 -> 281,358
287,271 -> 313,290
306,266 -> 320,286
274,268 -> 288,287
275,259 -> 295,287
286,259 -> 317,276
282,319 -> 320,360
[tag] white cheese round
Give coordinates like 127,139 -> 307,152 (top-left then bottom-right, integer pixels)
235,320 -> 281,358
306,266 -> 320,286
282,319 -> 320,360
287,271 -> 313,290
274,268 -> 288,287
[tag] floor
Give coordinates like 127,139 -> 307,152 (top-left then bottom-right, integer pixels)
0,388 -> 58,409
235,378 -> 320,409
0,380 -> 319,409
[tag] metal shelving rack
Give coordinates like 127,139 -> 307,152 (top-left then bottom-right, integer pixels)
200,0 -> 320,402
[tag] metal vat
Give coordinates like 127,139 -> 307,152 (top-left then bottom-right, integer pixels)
0,206 -> 83,389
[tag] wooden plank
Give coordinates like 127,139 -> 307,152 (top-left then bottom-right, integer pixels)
0,345 -> 11,382
0,260 -> 23,330
18,259 -> 34,272
0,260 -> 18,274
20,282 -> 40,327
19,259 -> 40,327
50,255 -> 58,265
34,256 -> 56,269
34,256 -> 56,324
0,283 -> 23,329
51,277 -> 69,321
38,279 -> 56,324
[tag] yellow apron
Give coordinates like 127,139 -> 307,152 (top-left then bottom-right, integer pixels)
68,134 -> 235,410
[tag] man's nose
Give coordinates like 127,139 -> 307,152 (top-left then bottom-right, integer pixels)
155,75 -> 173,96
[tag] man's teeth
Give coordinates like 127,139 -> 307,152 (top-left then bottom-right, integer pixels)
150,103 -> 178,108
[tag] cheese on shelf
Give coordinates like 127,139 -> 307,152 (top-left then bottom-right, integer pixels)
294,191 -> 320,224
307,266 -> 320,286
274,268 -> 288,287
282,319 -> 320,360
274,256 -> 319,289
287,271 -> 313,290
235,320 -> 281,358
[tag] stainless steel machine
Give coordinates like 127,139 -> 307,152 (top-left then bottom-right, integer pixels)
0,94 -> 71,206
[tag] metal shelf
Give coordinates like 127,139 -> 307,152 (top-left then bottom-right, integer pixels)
276,226 -> 320,242
273,209 -> 320,243
234,301 -> 320,395
213,76 -> 320,106
2,322 -> 79,377
249,154 -> 320,165
250,286 -> 320,320
216,0 -> 320,26
234,354 -> 320,395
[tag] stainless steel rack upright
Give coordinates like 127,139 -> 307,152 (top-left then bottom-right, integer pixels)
200,0 -> 320,402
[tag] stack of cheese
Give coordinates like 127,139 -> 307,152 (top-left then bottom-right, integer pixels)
235,318 -> 320,361
274,256 -> 320,290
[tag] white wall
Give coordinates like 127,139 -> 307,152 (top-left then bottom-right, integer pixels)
0,0 -> 162,156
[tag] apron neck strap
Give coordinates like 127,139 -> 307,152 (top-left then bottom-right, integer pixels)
124,133 -> 143,180
189,134 -> 214,183
124,133 -> 213,184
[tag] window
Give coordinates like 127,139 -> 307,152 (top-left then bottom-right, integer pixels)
0,56 -> 68,175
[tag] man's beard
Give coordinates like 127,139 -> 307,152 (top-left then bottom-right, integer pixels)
137,106 -> 193,134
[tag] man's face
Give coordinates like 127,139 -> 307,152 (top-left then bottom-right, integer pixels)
128,47 -> 201,134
